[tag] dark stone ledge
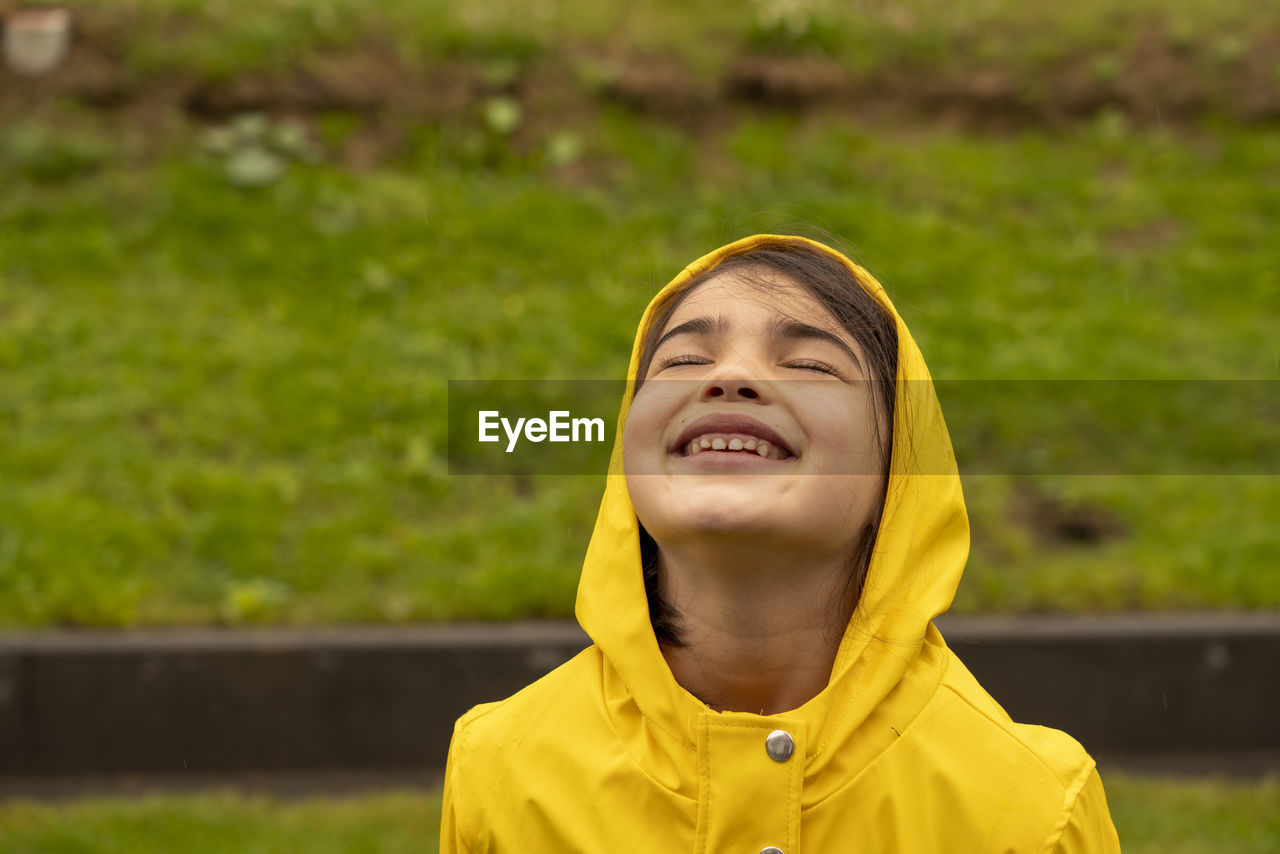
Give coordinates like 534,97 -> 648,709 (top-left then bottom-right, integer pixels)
0,613 -> 1276,780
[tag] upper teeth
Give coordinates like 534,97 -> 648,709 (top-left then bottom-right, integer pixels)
685,433 -> 786,460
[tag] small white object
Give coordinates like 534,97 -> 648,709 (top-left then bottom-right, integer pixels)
4,8 -> 72,76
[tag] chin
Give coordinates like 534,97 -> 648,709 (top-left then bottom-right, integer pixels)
660,485 -> 786,538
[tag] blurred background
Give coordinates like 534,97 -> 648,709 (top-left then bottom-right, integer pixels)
1,0 -> 1277,851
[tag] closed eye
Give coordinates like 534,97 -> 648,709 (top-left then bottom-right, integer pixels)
657,354 -> 711,371
657,355 -> 842,376
785,359 -> 842,377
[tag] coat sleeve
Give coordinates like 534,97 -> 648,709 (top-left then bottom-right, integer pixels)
439,720 -> 473,854
1049,766 -> 1122,853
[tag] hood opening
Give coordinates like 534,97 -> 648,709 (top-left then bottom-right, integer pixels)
576,233 -> 968,750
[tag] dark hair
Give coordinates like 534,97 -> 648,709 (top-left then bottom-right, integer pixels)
633,237 -> 899,648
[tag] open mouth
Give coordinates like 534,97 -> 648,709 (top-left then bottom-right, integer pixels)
679,432 -> 793,461
671,414 -> 797,462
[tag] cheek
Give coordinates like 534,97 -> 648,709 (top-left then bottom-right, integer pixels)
805,390 -> 885,475
786,474 -> 885,557
825,475 -> 887,522
622,386 -> 675,473
622,404 -> 665,532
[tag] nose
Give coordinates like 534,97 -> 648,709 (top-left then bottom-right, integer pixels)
699,376 -> 762,401
696,347 -> 771,401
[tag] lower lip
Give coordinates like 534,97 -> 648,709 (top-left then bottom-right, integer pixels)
670,449 -> 796,469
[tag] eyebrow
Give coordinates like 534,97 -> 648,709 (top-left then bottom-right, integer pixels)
653,313 -> 864,373
652,315 -> 729,353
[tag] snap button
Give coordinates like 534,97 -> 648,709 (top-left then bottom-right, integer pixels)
764,729 -> 794,762
760,847 -> 786,854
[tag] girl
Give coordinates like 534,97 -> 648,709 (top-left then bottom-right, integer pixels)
441,234 -> 1121,852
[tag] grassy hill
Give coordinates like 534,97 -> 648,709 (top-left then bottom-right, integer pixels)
1,1 -> 1277,627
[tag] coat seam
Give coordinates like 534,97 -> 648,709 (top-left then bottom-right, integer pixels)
705,719 -> 795,731
937,681 -> 1071,785
938,680 -> 1097,853
451,716 -> 479,854
600,646 -> 698,752
787,748 -> 795,852
815,625 -> 942,760
695,717 -> 711,854
813,636 -> 876,759
803,642 -> 951,809
599,651 -> 701,804
1037,760 -> 1098,854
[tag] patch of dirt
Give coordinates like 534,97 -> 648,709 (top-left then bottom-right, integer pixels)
1103,217 -> 1184,252
0,8 -> 132,112
1233,28 -> 1280,120
1009,482 -> 1127,548
1112,22 -> 1212,120
5,7 -> 1280,166
725,54 -> 848,105
184,52 -> 476,120
598,55 -> 714,120
336,114 -> 412,171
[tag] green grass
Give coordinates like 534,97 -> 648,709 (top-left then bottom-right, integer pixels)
1105,774 -> 1280,853
65,0 -> 1271,86
0,789 -> 442,854
0,775 -> 1276,852
2,101 -> 1278,627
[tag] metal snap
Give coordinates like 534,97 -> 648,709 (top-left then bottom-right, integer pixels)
765,729 -> 794,762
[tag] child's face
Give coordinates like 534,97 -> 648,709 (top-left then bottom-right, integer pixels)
624,269 -> 889,563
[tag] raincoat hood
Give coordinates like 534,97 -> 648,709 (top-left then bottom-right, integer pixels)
442,235 -> 1120,853
576,234 -> 967,791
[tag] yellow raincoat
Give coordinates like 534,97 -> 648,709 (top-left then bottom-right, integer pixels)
441,235 -> 1122,853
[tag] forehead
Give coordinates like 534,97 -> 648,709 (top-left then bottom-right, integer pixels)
664,268 -> 843,332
